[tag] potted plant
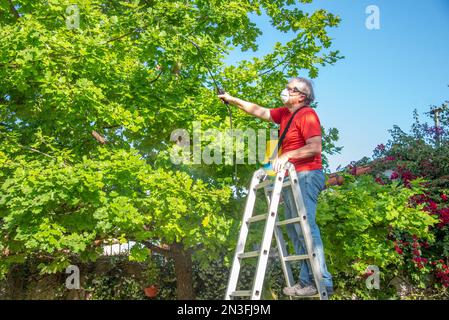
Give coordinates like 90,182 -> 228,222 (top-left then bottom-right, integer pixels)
143,258 -> 160,298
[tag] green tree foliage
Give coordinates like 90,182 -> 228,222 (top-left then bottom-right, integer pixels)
0,0 -> 342,298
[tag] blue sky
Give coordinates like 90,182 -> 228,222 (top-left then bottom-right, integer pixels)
225,0 -> 449,172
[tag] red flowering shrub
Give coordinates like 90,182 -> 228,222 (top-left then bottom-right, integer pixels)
433,260 -> 449,287
347,108 -> 449,296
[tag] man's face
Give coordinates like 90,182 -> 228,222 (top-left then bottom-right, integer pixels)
285,82 -> 307,106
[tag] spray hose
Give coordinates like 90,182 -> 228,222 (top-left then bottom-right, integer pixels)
181,35 -> 237,182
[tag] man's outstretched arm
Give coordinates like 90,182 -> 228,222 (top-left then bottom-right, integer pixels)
218,93 -> 273,122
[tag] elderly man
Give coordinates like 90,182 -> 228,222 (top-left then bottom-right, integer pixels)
218,77 -> 333,297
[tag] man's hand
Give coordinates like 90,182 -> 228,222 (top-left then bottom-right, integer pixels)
217,94 -> 272,122
272,154 -> 290,173
217,92 -> 235,105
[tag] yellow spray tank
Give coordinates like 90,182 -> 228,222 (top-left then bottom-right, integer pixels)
262,139 -> 279,176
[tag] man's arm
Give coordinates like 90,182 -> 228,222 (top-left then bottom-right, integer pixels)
272,136 -> 322,172
217,93 -> 273,122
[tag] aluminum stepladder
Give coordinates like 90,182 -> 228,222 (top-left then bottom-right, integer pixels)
225,162 -> 328,300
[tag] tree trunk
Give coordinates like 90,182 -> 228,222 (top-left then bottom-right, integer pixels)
171,243 -> 195,300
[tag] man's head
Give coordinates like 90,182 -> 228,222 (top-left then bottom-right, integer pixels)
283,77 -> 315,107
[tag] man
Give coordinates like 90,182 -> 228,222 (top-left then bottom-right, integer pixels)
218,77 -> 333,297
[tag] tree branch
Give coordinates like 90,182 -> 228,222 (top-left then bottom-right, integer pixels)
149,69 -> 163,84
22,146 -> 54,159
257,57 -> 289,77
0,132 -> 70,166
92,130 -> 107,144
142,241 -> 172,257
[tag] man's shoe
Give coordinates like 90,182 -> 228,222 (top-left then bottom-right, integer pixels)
282,283 -> 304,296
293,285 -> 318,296
284,284 -> 334,298
283,284 -> 318,297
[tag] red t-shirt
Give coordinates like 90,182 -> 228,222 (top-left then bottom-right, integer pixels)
270,106 -> 322,172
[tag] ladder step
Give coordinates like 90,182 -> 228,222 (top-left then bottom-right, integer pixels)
254,179 -> 274,190
247,214 -> 267,223
238,251 -> 259,259
276,217 -> 302,226
290,294 -> 321,299
230,290 -> 252,297
284,254 -> 309,262
265,181 -> 292,192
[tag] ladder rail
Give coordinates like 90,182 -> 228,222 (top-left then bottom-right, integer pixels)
225,169 -> 266,300
280,176 -> 314,288
286,164 -> 328,300
264,185 -> 295,299
250,170 -> 286,299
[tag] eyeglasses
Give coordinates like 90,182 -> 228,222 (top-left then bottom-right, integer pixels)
286,87 -> 308,97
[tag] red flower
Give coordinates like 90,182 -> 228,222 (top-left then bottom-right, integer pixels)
441,194 -> 448,202
395,246 -> 403,254
437,208 -> 449,228
425,201 -> 438,213
391,172 -> 399,179
430,201 -> 438,210
410,194 -> 429,205
435,263 -> 449,287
